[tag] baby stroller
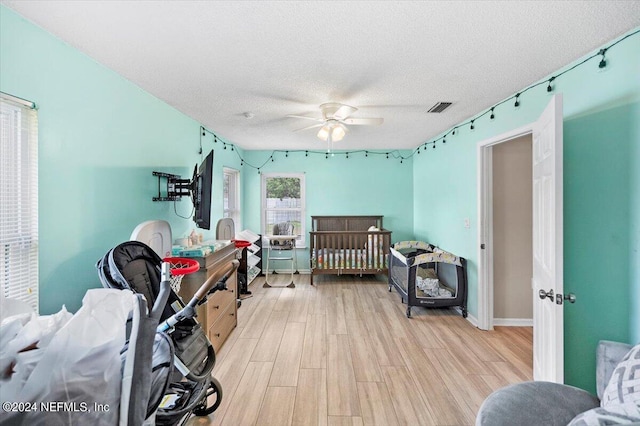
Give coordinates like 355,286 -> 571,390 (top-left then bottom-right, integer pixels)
97,241 -> 238,425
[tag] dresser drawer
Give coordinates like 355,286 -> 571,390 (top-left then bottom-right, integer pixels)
206,285 -> 236,324
208,303 -> 237,353
176,243 -> 239,354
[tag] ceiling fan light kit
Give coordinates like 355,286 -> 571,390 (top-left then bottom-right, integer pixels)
289,102 -> 383,144
316,125 -> 328,141
317,120 -> 347,142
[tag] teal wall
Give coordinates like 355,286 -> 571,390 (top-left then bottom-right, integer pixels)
0,6 -> 242,314
412,28 -> 640,392
2,4 -> 639,394
564,101 -> 637,390
632,100 -> 640,345
241,150 -> 414,269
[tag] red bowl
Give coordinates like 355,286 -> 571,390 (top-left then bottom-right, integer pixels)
232,239 -> 251,248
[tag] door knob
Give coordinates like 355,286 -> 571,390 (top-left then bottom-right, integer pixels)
556,293 -> 576,305
538,289 -> 554,301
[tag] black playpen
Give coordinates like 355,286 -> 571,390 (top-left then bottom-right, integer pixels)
389,241 -> 467,318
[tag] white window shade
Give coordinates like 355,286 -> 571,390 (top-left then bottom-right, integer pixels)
1,94 -> 39,313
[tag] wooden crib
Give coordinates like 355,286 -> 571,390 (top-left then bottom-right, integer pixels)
309,215 -> 392,285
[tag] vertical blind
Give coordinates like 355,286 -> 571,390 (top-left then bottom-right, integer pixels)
223,167 -> 241,229
1,94 -> 39,313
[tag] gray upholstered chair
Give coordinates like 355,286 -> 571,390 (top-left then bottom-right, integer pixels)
476,340 -> 634,426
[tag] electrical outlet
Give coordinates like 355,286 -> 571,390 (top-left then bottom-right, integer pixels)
464,218 -> 470,229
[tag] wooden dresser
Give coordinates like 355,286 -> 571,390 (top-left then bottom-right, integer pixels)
178,242 -> 238,353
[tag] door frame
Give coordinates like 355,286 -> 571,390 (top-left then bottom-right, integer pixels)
476,123 -> 533,331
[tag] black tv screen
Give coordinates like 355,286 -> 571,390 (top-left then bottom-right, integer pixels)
193,150 -> 214,229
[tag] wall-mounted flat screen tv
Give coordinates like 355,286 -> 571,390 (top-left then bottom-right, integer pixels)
192,150 -> 214,229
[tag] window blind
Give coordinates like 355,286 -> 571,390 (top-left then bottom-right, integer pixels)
223,167 -> 241,229
1,94 -> 39,313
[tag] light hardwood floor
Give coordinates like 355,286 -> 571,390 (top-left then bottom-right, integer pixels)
187,274 -> 533,426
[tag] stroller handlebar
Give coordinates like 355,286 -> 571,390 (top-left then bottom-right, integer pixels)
194,259 -> 240,301
151,263 -> 172,320
157,259 -> 240,333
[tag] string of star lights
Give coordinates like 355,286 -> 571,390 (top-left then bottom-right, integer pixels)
199,126 -> 408,173
198,29 -> 638,167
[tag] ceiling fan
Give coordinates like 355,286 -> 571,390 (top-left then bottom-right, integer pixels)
288,102 -> 383,142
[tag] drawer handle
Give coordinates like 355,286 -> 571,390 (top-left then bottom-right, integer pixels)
212,305 -> 220,310
230,312 -> 235,317
214,333 -> 221,338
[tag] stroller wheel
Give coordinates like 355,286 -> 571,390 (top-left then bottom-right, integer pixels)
193,377 -> 223,416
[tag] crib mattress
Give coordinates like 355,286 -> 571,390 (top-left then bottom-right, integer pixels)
311,248 -> 388,270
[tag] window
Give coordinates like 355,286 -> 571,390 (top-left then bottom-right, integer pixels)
223,167 -> 241,230
261,173 -> 305,246
1,93 -> 39,312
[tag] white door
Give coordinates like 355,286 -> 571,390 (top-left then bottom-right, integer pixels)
532,95 -> 564,382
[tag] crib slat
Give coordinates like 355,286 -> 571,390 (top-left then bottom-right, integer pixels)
360,233 -> 365,269
311,233 -> 315,268
324,234 -> 328,269
331,234 -> 335,270
320,234 -> 325,269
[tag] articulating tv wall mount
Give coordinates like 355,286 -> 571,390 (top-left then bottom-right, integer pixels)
152,171 -> 191,202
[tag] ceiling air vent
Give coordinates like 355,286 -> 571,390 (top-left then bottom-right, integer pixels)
427,102 -> 452,113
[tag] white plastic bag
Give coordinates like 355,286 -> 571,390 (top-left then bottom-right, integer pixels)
0,293 -> 35,325
0,305 -> 72,403
1,289 -> 136,426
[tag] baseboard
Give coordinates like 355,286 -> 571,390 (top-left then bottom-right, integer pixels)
493,318 -> 533,327
450,306 -> 479,327
466,312 -> 479,327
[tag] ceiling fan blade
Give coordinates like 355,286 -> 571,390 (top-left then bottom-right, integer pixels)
343,117 -> 384,126
320,102 -> 357,120
287,114 -> 324,122
293,123 -> 324,132
333,104 -> 358,120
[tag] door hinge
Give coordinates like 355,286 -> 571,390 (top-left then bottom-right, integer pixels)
480,243 -> 485,249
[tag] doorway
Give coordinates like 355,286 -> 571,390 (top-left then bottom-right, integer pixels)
477,94 -> 564,382
492,135 -> 533,326
477,124 -> 534,331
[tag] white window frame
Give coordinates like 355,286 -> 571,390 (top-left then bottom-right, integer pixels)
1,93 -> 39,313
223,167 -> 241,231
261,172 -> 306,247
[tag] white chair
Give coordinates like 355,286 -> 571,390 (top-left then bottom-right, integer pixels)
265,222 -> 297,288
215,218 -> 235,240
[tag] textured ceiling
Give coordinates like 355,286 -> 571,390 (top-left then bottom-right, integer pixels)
3,1 -> 640,150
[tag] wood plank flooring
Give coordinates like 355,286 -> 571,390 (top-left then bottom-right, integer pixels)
187,274 -> 532,426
